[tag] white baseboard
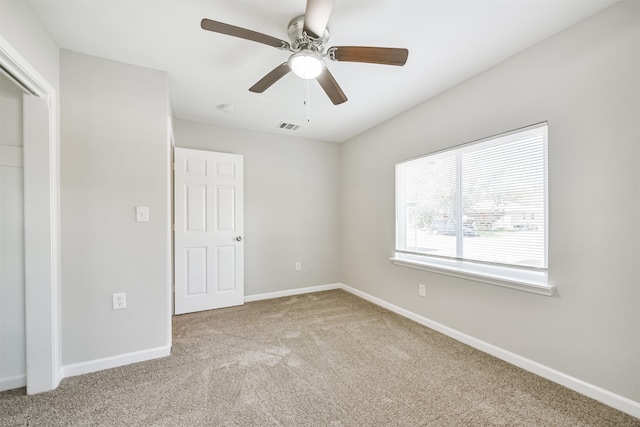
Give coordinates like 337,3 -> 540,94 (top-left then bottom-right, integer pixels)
338,283 -> 640,420
0,373 -> 26,392
244,283 -> 342,303
53,283 -> 639,419
59,284 -> 344,382
62,345 -> 171,379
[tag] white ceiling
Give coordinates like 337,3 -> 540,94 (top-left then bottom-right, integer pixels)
26,0 -> 617,143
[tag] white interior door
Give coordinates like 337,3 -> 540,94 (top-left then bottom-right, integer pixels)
174,148 -> 244,315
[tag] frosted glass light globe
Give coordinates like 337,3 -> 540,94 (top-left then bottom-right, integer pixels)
288,50 -> 324,79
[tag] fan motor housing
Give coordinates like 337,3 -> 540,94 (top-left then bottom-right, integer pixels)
288,15 -> 329,52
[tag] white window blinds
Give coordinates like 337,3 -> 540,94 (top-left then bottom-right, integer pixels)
396,123 -> 548,270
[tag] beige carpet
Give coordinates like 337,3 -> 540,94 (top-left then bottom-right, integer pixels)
1,289 -> 638,426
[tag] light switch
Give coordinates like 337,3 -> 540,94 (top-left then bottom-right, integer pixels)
136,206 -> 149,222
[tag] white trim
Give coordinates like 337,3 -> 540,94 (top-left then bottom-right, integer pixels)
0,45 -> 40,96
0,374 -> 26,392
244,282 -> 640,417
338,283 -> 640,419
166,117 -> 173,349
51,282 -> 639,419
60,284 -> 342,379
0,36 -> 61,394
244,283 -> 342,303
62,346 -> 171,379
390,254 -> 554,296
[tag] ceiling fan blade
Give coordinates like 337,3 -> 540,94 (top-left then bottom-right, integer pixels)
249,63 -> 291,93
201,18 -> 289,49
316,68 -> 347,105
329,46 -> 409,66
303,0 -> 335,38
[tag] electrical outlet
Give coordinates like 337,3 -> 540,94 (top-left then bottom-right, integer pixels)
112,293 -> 126,310
418,284 -> 426,297
295,262 -> 302,271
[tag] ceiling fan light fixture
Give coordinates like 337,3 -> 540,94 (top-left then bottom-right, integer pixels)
288,50 -> 324,79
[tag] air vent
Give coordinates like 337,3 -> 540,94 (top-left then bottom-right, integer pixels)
277,122 -> 300,131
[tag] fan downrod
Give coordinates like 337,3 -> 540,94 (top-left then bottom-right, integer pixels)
287,15 -> 329,53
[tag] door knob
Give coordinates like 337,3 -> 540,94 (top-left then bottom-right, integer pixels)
235,236 -> 243,242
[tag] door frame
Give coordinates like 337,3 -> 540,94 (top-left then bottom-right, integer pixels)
0,36 -> 61,393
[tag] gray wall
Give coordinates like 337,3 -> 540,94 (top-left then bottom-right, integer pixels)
60,51 -> 171,364
340,0 -> 639,402
174,119 -> 340,297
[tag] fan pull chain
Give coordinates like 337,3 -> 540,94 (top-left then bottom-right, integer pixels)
304,79 -> 311,122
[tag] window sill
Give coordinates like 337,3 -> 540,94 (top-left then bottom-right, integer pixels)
390,253 -> 554,296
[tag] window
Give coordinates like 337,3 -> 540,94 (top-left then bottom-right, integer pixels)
392,123 -> 552,295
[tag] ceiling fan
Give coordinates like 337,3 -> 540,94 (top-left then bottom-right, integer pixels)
201,0 -> 409,105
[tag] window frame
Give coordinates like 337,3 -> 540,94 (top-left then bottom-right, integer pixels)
391,123 -> 554,296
